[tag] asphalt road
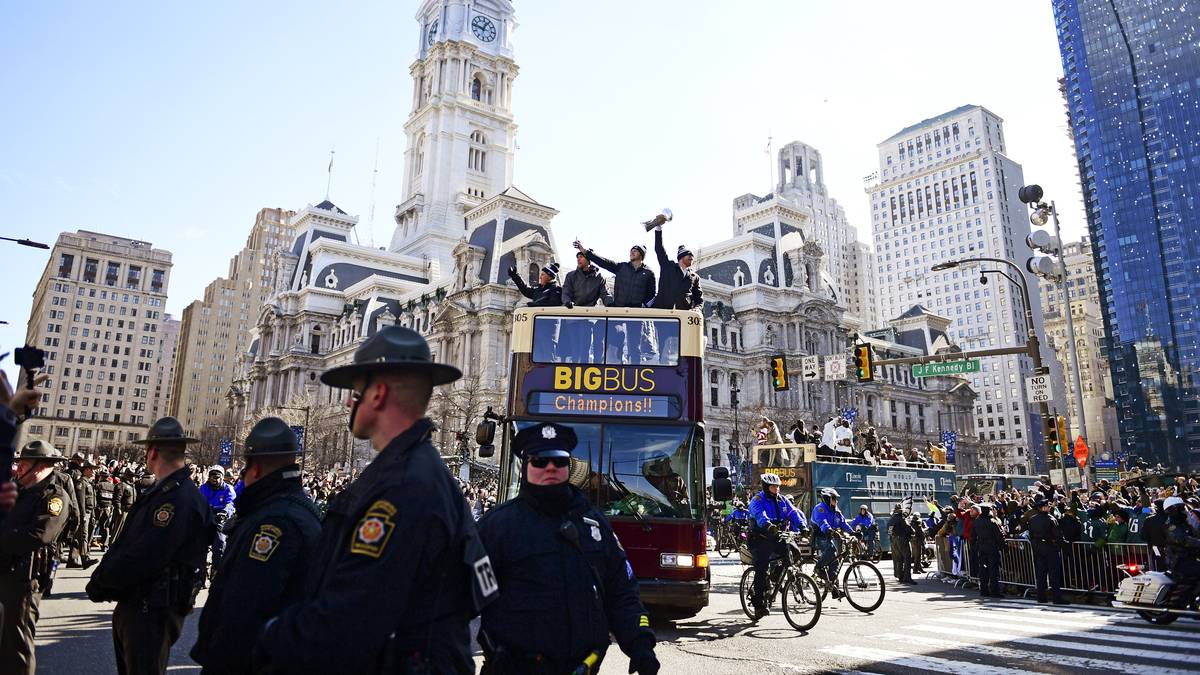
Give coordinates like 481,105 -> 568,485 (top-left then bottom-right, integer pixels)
34,551 -> 1200,674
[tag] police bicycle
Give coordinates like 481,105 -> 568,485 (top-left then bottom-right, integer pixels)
806,529 -> 886,612
716,518 -> 749,558
737,530 -> 822,631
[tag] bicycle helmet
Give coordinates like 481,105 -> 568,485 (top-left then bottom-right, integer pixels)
1163,496 -> 1185,513
761,472 -> 782,486
733,500 -> 745,509
820,487 -> 840,503
208,465 -> 225,477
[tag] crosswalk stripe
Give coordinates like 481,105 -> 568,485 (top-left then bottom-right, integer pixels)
985,600 -> 1130,619
975,605 -> 1200,637
910,623 -> 1192,662
870,631 -> 1194,675
930,615 -> 1200,650
820,645 -> 1030,675
963,608 -> 1200,639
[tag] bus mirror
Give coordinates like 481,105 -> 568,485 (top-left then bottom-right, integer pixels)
478,443 -> 495,458
713,467 -> 730,480
475,420 -> 496,446
712,476 -> 733,502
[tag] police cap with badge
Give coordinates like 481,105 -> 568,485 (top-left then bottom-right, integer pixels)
512,422 -> 577,467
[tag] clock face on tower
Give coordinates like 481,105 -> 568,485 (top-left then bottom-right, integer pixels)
471,15 -> 496,42
427,20 -> 438,46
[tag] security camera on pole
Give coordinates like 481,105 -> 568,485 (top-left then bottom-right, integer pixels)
1019,183 -> 1089,479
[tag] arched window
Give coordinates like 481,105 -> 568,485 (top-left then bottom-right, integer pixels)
468,131 -> 487,173
471,77 -> 482,101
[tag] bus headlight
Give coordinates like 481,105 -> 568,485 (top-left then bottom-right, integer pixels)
660,553 -> 695,568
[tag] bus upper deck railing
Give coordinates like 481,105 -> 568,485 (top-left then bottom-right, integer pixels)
751,443 -> 955,472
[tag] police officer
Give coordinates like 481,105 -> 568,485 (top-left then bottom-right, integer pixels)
888,503 -> 916,585
1026,495 -> 1067,604
255,326 -> 495,674
811,488 -> 853,595
971,503 -> 1004,598
94,467 -> 118,550
477,422 -> 659,674
747,472 -> 807,617
191,417 -> 322,674
0,441 -> 73,675
113,468 -> 138,538
200,465 -> 236,577
1160,496 -> 1200,598
86,416 -> 212,675
66,454 -> 98,568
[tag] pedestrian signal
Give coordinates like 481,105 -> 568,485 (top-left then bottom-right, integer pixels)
854,344 -> 874,383
769,355 -> 789,391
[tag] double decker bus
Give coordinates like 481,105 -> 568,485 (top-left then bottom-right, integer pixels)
480,306 -> 709,619
954,473 -> 1043,498
750,443 -> 956,551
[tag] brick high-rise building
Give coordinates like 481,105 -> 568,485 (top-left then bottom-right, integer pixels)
170,207 -> 295,452
20,231 -> 172,457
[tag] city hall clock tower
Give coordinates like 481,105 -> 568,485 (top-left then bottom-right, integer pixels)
391,0 -> 518,276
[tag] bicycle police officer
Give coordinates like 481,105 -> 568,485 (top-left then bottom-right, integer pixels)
748,472 -> 807,617
811,488 -> 853,597
477,422 -> 659,675
191,416 -> 322,673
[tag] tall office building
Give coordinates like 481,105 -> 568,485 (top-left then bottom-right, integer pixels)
150,313 -> 180,420
1054,0 -> 1200,470
1037,236 -> 1119,456
868,105 -> 1048,474
19,231 -> 172,456
170,207 -> 296,449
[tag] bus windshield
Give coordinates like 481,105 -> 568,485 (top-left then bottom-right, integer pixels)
503,421 -> 703,520
532,316 -> 680,366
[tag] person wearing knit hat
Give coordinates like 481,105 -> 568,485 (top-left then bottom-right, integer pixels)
649,222 -> 702,310
573,238 -> 656,308
507,260 -> 563,307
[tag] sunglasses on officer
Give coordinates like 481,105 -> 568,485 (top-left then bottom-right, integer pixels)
529,456 -> 570,469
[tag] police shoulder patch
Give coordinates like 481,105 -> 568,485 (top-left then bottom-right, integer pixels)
350,499 -> 397,558
47,496 -> 64,517
249,524 -> 283,562
152,503 -> 175,527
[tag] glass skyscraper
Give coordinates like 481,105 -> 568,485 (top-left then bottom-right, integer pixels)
1053,0 -> 1200,470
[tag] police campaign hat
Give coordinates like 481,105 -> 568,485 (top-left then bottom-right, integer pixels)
16,440 -> 70,463
512,422 -> 577,459
133,416 -> 199,445
69,451 -> 97,469
244,416 -> 300,458
320,325 -> 462,389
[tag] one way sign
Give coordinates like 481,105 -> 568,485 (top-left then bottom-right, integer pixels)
801,355 -> 821,382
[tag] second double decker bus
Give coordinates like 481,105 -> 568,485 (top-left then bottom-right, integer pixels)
479,305 -> 709,619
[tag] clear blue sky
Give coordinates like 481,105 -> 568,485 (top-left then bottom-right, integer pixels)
0,0 -> 1082,381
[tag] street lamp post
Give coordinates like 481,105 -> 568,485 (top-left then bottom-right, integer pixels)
730,383 -> 741,484
0,236 -> 50,249
931,256 -> 1054,473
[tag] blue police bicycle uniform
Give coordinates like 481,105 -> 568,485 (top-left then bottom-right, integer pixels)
724,508 -> 750,523
848,513 -> 874,530
811,502 -> 852,583
200,481 -> 237,571
747,491 -> 807,611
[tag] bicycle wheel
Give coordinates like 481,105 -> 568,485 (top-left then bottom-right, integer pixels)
781,571 -> 822,631
739,567 -> 759,620
842,561 -> 886,613
717,529 -> 733,558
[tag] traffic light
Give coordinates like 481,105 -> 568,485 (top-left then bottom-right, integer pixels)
854,344 -> 874,383
769,355 -> 789,391
1056,416 -> 1068,453
1044,416 -> 1059,453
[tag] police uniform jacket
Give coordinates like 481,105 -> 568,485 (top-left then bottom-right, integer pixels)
650,229 -> 702,310
0,472 -> 72,576
86,466 -> 212,604
509,271 -> 563,307
1026,511 -> 1063,550
971,516 -> 1003,550
192,466 -> 321,674
888,512 -> 913,541
477,485 -> 654,666
583,250 -> 656,308
259,418 -> 492,674
96,480 -> 117,507
119,481 -> 137,511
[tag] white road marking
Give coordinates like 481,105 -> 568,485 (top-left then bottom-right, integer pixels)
934,615 -> 1200,650
820,645 -> 1031,675
909,623 -> 1192,662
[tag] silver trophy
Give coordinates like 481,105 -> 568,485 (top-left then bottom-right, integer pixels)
642,208 -> 674,231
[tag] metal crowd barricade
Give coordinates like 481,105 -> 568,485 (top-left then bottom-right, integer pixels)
931,536 -> 1152,597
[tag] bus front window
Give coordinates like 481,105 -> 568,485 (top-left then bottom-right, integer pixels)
600,424 -> 700,519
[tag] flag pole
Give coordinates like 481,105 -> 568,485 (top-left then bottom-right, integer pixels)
325,149 -> 335,200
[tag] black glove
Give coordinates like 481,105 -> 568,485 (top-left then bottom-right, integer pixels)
564,301 -> 574,309
506,265 -> 518,280
85,578 -> 110,603
766,523 -> 779,537
628,648 -> 660,675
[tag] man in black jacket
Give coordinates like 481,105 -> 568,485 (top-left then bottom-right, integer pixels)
508,262 -> 562,307
575,240 -> 655,308
477,422 -> 659,675
887,504 -> 916,585
559,252 -> 612,362
192,417 -> 321,674
650,228 -> 702,310
562,251 -> 611,309
255,327 -> 496,674
971,503 -> 1004,598
1026,496 -> 1067,604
